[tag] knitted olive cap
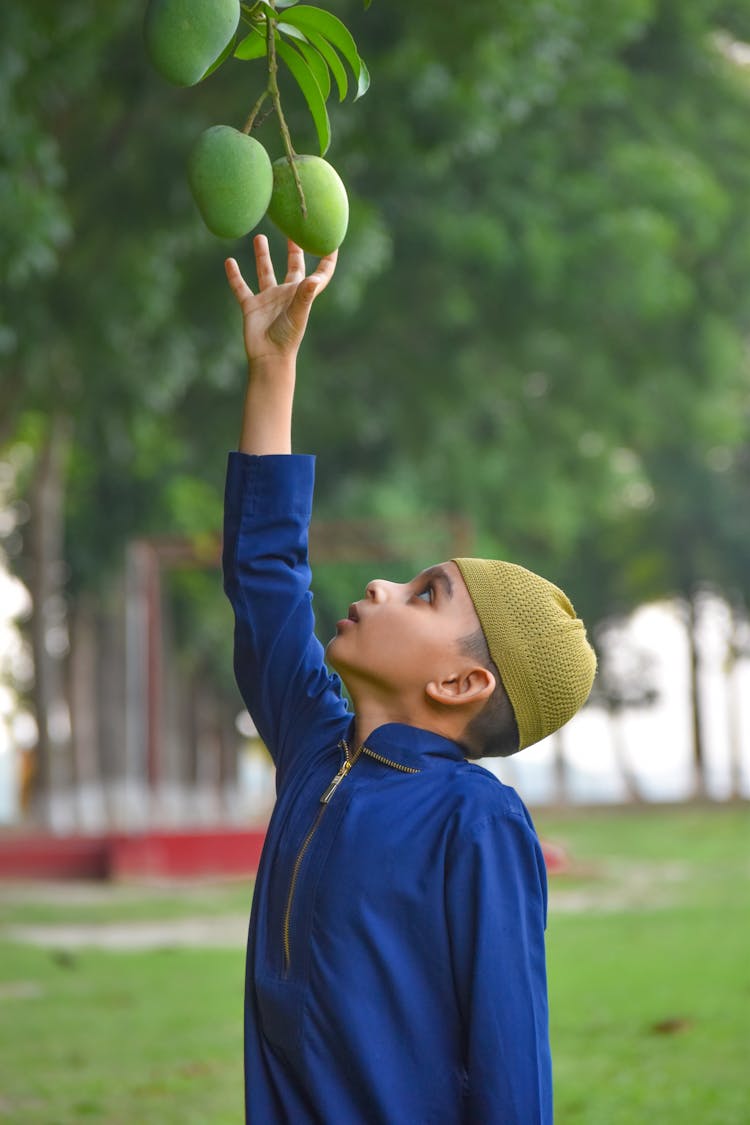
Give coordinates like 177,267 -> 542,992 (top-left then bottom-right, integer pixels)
452,557 -> 597,750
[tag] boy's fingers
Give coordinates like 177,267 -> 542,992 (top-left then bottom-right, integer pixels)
313,249 -> 338,284
254,234 -> 277,291
284,240 -> 306,284
285,277 -> 319,331
286,259 -> 335,331
305,250 -> 337,297
224,257 -> 253,300
285,248 -> 338,325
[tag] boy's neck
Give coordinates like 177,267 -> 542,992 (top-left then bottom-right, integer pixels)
350,698 -> 463,755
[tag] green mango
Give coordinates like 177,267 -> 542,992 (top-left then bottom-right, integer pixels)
144,0 -> 240,87
267,156 -> 349,256
188,127 -> 273,239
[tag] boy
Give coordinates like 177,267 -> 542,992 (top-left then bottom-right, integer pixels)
223,236 -> 596,1123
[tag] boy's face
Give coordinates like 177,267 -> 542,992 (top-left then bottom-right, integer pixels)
326,561 -> 484,704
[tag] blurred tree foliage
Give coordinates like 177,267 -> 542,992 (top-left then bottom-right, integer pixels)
3,0 -> 750,804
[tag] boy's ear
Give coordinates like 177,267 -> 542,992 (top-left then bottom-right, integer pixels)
425,666 -> 496,708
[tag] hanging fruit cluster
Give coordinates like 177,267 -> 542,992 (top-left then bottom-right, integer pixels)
144,0 -> 371,254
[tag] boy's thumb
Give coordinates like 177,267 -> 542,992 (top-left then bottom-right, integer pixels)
289,278 -> 317,329
303,276 -> 321,300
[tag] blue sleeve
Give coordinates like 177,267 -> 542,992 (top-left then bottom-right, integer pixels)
445,809 -> 553,1124
222,452 -> 349,789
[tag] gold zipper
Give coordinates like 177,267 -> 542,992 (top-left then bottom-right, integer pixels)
282,740 -> 361,974
361,747 -> 421,774
281,739 -> 421,974
281,804 -> 326,974
320,758 -> 353,804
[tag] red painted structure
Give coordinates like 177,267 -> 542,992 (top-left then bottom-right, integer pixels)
0,829 -> 267,881
0,830 -> 568,880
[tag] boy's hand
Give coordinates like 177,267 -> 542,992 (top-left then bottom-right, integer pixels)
225,234 -> 337,372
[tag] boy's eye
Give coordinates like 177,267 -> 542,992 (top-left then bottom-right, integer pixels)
415,585 -> 433,603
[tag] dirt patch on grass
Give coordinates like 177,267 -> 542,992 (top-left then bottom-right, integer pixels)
0,861 -> 695,950
3,914 -> 248,950
549,859 -> 691,914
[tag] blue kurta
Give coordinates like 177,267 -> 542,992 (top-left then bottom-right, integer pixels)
223,452 -> 553,1124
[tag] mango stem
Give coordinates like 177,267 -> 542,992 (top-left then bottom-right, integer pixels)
265,7 -> 307,217
242,89 -> 269,134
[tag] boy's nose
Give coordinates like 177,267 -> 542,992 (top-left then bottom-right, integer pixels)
365,578 -> 401,603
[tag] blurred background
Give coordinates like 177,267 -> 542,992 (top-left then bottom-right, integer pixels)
1,1 -> 749,1122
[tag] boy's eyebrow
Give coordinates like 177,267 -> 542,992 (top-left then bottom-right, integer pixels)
421,565 -> 453,598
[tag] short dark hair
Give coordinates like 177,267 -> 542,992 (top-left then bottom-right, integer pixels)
458,629 -> 520,759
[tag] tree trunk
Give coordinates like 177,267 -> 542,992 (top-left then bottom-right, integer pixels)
186,668 -> 202,787
685,594 -> 708,800
96,584 -> 129,827
550,727 -> 570,805
195,674 -> 222,817
27,413 -> 72,827
606,704 -> 644,803
726,604 -> 746,802
219,699 -> 238,790
67,592 -> 105,829
0,368 -> 23,449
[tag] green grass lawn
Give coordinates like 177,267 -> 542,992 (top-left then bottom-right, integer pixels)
0,803 -> 748,1123
0,942 -> 245,1123
0,878 -> 253,928
536,804 -> 750,1125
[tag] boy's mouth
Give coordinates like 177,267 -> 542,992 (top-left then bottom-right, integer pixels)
347,604 -> 360,622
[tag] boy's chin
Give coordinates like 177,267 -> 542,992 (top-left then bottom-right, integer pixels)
325,632 -> 355,677
325,633 -> 343,667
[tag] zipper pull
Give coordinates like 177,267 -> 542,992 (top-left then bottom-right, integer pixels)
320,759 -> 352,804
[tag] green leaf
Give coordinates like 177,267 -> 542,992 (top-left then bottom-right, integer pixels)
200,35 -> 237,79
275,20 -> 308,42
275,37 -> 331,155
355,55 -> 370,99
278,5 -> 370,99
281,32 -> 331,102
234,26 -> 267,60
304,28 -> 347,101
275,0 -> 300,7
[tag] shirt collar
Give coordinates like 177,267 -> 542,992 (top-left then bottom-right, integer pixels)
344,716 -> 467,770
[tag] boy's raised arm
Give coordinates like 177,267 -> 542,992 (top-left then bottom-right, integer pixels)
222,237 -> 347,788
224,235 -> 337,454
